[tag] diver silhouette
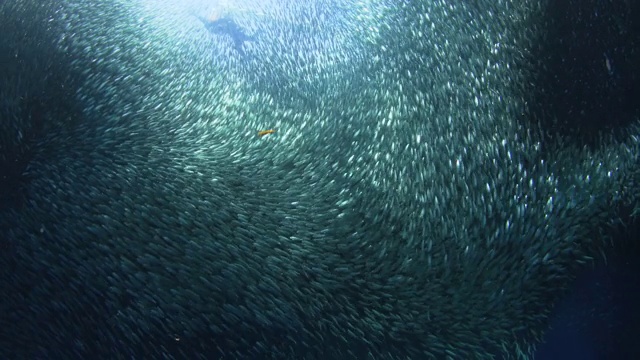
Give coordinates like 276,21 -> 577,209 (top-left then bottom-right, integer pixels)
196,15 -> 255,57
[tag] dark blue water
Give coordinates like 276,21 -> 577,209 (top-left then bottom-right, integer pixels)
536,227 -> 640,360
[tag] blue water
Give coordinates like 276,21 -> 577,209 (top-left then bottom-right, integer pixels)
536,230 -> 640,359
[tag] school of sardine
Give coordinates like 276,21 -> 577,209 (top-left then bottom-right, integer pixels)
0,0 -> 638,358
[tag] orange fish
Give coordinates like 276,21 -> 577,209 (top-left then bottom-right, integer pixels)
258,129 -> 276,137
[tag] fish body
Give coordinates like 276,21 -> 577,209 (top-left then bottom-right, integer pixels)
258,129 -> 275,137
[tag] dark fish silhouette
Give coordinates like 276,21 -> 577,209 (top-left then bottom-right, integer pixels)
196,15 -> 255,57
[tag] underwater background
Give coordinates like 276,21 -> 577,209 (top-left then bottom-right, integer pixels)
1,0 -> 639,359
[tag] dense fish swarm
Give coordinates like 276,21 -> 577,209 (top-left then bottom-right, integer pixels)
1,0 -> 638,358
